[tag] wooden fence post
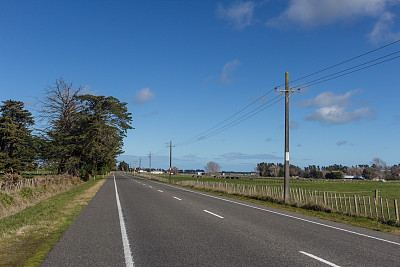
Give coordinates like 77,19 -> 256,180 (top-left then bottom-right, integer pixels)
354,195 -> 359,215
386,199 -> 390,220
395,199 -> 399,222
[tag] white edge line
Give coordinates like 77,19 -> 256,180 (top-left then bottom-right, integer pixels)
300,251 -> 340,267
146,179 -> 400,247
114,174 -> 135,267
204,210 -> 224,219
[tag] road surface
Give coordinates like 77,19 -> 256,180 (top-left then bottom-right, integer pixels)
42,172 -> 400,266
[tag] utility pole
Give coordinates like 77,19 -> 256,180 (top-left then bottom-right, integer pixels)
148,152 -> 152,179
133,161 -> 137,175
139,157 -> 142,170
167,140 -> 175,183
276,72 -> 300,203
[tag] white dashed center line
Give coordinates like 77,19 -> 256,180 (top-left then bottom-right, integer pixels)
300,251 -> 340,267
173,196 -> 182,201
204,210 -> 224,219
158,190 -> 163,192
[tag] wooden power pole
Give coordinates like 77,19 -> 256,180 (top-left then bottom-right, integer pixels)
167,140 -> 175,183
148,152 -> 152,179
276,72 -> 300,203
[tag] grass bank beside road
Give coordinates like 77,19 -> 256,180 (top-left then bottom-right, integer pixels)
0,175 -> 107,266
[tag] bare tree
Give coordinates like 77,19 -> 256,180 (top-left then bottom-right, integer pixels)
39,78 -> 83,132
371,157 -> 387,179
205,161 -> 221,175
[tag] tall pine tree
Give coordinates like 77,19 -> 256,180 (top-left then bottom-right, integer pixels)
0,100 -> 36,172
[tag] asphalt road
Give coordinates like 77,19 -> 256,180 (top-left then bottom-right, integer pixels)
42,173 -> 400,266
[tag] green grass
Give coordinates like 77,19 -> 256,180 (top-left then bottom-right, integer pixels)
0,176 -> 106,266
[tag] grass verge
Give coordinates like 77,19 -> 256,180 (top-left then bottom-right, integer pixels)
0,176 -> 107,266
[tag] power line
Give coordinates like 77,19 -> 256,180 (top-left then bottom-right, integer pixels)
147,38 -> 400,157
288,38 -> 400,85
295,54 -> 400,90
177,94 -> 283,146
175,88 -> 275,146
292,50 -> 400,90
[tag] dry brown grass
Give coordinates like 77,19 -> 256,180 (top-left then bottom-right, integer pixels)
0,174 -> 83,219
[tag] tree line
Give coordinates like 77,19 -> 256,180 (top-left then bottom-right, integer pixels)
0,78 -> 133,180
257,158 -> 400,180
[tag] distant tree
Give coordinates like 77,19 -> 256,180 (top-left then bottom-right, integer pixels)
371,157 -> 387,179
171,166 -> 179,174
289,164 -> 302,177
303,165 -> 324,179
205,161 -> 220,175
325,171 -> 344,179
0,100 -> 36,172
362,167 -> 375,180
118,161 -> 129,171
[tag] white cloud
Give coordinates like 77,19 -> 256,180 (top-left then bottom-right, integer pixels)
133,88 -> 155,104
267,0 -> 400,43
221,59 -> 241,83
300,91 -> 355,108
217,1 -> 255,29
369,12 -> 400,43
304,90 -> 372,124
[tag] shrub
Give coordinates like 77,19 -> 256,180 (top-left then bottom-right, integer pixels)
0,192 -> 14,205
20,187 -> 34,199
325,171 -> 344,179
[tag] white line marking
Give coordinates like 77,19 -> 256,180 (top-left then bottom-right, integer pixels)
149,180 -> 400,247
158,190 -> 163,192
149,186 -> 153,188
113,174 -> 135,267
173,196 -> 182,201
300,251 -> 340,267
204,210 -> 224,218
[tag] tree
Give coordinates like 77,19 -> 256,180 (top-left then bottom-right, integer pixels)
76,95 -> 133,175
171,166 -> 179,174
371,157 -> 387,179
40,79 -> 133,177
39,78 -> 83,174
205,161 -> 220,175
325,171 -> 344,179
118,161 -> 129,171
0,100 -> 36,172
362,167 -> 375,180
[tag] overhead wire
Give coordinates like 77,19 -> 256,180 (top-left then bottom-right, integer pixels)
148,38 -> 400,152
291,49 -> 400,90
175,88 -> 276,146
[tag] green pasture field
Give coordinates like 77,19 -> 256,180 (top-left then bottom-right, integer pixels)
156,174 -> 400,202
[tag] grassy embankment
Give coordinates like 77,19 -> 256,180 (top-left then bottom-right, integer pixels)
0,175 -> 107,266
141,173 -> 400,235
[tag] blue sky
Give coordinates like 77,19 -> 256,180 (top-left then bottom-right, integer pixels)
1,1 -> 400,171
